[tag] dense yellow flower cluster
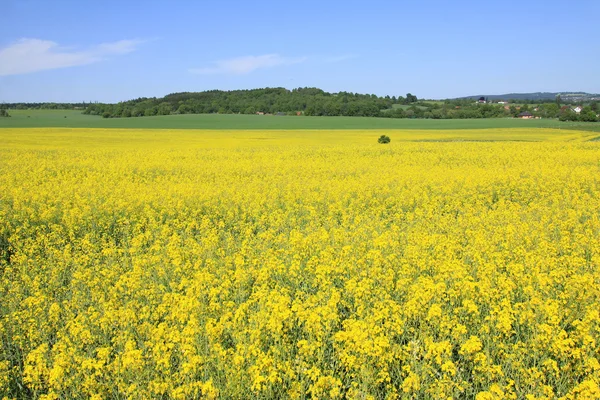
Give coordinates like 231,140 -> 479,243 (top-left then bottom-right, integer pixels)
1,128 -> 600,399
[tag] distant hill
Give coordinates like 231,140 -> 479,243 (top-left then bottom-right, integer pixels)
80,87 -> 412,118
456,92 -> 600,102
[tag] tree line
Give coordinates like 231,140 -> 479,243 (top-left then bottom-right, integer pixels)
2,89 -> 598,122
81,88 -> 598,121
391,101 -> 598,121
1,102 -> 90,110
82,88 -> 420,118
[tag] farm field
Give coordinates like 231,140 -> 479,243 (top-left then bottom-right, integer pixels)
1,127 -> 600,399
2,109 -> 600,132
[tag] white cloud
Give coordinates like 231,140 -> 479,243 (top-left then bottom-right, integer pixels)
95,39 -> 143,55
0,38 -> 144,76
189,54 -> 307,75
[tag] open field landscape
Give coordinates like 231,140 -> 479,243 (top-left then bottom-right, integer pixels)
2,110 -> 600,132
2,127 -> 600,398
3,1 -> 600,398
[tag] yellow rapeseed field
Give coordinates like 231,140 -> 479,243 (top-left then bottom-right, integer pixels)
1,128 -> 600,399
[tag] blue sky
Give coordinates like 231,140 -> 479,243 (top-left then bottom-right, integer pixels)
1,0 -> 598,102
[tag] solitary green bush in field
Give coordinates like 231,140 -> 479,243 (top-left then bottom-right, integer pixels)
378,134 -> 391,144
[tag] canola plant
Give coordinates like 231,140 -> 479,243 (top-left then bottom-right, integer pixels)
1,128 -> 599,399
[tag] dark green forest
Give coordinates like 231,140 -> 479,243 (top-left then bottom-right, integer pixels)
82,88 -> 600,121
81,88 -> 417,118
3,88 -> 599,121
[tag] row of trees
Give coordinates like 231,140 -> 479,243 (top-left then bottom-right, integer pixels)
83,88 -> 419,118
1,102 -> 90,110
81,88 -> 598,121
379,102 -> 590,120
416,101 -> 599,121
3,89 -> 598,122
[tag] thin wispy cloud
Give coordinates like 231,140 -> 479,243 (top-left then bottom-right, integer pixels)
189,54 -> 307,75
0,38 -> 145,76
